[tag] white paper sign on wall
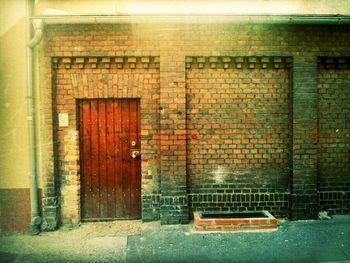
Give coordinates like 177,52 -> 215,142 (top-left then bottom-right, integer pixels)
58,113 -> 69,127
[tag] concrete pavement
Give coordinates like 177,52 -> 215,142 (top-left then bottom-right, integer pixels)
1,216 -> 349,263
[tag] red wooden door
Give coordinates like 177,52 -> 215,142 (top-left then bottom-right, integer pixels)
79,99 -> 141,220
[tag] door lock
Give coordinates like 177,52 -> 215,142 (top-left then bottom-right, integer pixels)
131,150 -> 140,158
131,141 -> 137,147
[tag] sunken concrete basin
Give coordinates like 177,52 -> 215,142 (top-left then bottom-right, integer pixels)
194,211 -> 277,232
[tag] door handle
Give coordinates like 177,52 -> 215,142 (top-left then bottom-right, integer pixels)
131,150 -> 140,158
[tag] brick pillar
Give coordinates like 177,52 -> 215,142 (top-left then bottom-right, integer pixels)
291,56 -> 318,220
41,66 -> 59,231
41,176 -> 59,231
159,54 -> 189,224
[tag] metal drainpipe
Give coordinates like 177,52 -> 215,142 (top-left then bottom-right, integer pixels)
26,0 -> 43,234
33,14 -> 350,25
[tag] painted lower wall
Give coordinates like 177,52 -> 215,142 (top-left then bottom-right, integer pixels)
0,189 -> 42,233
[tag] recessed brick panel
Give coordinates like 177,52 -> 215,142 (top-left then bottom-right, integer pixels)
186,61 -> 291,217
317,60 -> 350,214
53,58 -> 160,223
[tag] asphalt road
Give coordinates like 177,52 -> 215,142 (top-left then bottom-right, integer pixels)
127,216 -> 350,263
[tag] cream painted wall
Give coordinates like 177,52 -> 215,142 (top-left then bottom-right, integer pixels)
33,0 -> 350,16
0,0 -> 30,188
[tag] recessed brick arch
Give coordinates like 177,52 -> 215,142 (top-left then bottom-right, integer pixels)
50,56 -> 161,224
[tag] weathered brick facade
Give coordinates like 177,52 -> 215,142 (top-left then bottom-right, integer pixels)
37,23 -> 350,229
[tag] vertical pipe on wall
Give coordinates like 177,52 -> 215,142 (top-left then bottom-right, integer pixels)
26,0 -> 42,234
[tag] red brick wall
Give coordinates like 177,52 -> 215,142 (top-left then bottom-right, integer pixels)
317,58 -> 350,214
36,24 -> 350,228
186,57 -> 291,217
